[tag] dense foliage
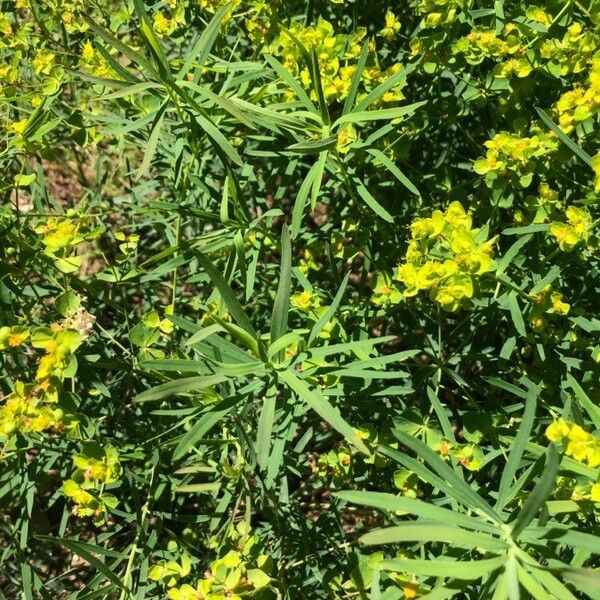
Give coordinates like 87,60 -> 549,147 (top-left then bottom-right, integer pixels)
1,0 -> 600,598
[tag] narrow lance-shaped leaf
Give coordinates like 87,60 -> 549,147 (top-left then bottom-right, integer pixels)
511,444 -> 559,538
497,384 -> 539,510
270,224 -> 292,345
178,2 -> 233,78
535,107 -> 592,166
278,369 -> 369,455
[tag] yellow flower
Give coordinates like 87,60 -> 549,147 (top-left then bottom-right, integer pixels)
546,418 -> 571,443
0,326 -> 30,349
372,273 -> 402,307
450,227 -> 477,255
549,222 -> 580,252
549,206 -> 592,251
410,210 -> 445,239
445,201 -> 472,229
396,263 -> 419,297
11,118 -> 28,136
63,479 -> 96,506
550,292 -> 570,315
403,581 -> 420,599
290,290 -> 320,312
566,206 -> 592,236
566,424 -> 591,462
153,11 -> 176,37
417,261 -> 452,290
167,584 -> 201,600
590,483 -> 600,502
337,124 -> 357,154
433,273 -> 474,312
381,11 -> 401,40
82,41 -> 95,63
32,49 -> 56,75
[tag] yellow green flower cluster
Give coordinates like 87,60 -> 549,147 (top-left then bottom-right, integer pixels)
165,522 -> 271,600
380,11 -> 401,41
0,325 -> 85,440
269,18 -> 405,103
454,26 -> 523,66
80,40 -> 113,78
555,55 -> 600,132
245,0 -> 279,44
540,22 -> 598,77
374,202 -> 496,312
528,285 -> 570,332
318,447 -> 352,486
473,131 -> 558,186
546,418 -> 600,469
150,554 -> 192,589
417,0 -> 467,28
31,0 -> 89,33
35,209 -> 100,273
0,380 -> 67,439
549,206 -> 594,252
435,438 -> 485,471
523,183 -> 562,223
63,443 -> 121,526
198,0 -> 239,12
153,0 -> 190,38
290,289 -> 338,340
0,7 -> 64,104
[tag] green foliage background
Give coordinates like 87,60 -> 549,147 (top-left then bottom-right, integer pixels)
1,0 -> 600,598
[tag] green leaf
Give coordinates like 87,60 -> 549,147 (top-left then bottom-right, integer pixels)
388,431 -> 502,524
288,135 -> 338,155
129,323 -> 161,349
334,490 -> 500,534
566,374 -> 600,430
135,374 -> 233,403
497,235 -> 532,275
496,384 -> 538,510
535,107 -> 592,166
508,292 -> 527,337
511,444 -> 559,538
133,0 -> 170,77
367,149 -> 421,197
355,181 -> 393,223
342,41 -> 369,115
353,61 -> 421,113
174,483 -> 221,493
528,567 -> 578,600
55,290 -> 80,318
196,253 -> 258,338
177,2 -> 232,78
517,565 -> 552,600
291,162 -> 319,239
505,552 -> 521,600
256,387 -> 277,471
308,272 -> 350,344
80,14 -> 156,76
263,54 -> 318,115
172,397 -> 240,460
278,369 -> 369,455
379,556 -> 506,580
360,523 -> 507,552
556,566 -> 600,593
270,225 -> 292,345
137,102 -> 168,180
36,537 -> 127,591
334,102 -> 427,127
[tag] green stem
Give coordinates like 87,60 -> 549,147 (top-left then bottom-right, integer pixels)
119,465 -> 156,600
